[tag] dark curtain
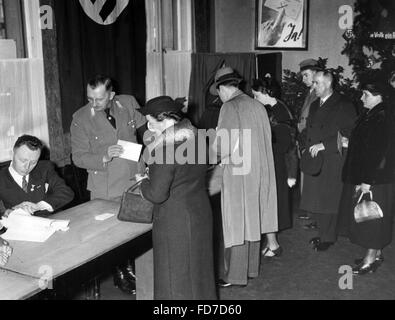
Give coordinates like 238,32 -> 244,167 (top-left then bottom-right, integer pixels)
187,53 -> 256,126
54,0 -> 146,132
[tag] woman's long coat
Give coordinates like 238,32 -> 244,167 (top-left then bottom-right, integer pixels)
214,90 -> 277,248
337,102 -> 395,248
300,92 -> 357,214
140,119 -> 216,300
266,101 -> 294,230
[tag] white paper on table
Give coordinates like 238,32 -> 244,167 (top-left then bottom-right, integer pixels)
95,213 -> 115,221
117,139 -> 143,162
1,226 -> 55,242
0,208 -> 70,242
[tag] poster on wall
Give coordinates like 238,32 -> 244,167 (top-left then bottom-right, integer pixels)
366,0 -> 395,40
255,0 -> 308,50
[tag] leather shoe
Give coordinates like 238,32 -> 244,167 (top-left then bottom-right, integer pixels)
313,241 -> 334,251
309,237 -> 321,245
262,246 -> 283,258
354,254 -> 384,266
298,213 -> 311,220
124,261 -> 136,283
217,279 -> 246,288
303,222 -> 317,230
217,279 -> 232,287
352,260 -> 380,275
113,268 -> 136,295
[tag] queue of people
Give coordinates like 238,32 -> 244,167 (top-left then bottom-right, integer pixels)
1,62 -> 395,300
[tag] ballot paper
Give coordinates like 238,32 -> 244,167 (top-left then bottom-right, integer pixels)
95,213 -> 115,221
0,208 -> 70,242
117,139 -> 143,162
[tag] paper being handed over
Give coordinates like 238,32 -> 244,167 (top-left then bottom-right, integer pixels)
117,139 -> 143,162
0,208 -> 70,242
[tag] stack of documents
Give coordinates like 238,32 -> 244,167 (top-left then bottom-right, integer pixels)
0,209 -> 69,242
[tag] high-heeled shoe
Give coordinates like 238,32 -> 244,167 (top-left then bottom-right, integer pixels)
352,260 -> 381,275
354,254 -> 384,266
262,246 -> 282,258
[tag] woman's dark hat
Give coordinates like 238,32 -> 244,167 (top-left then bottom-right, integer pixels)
209,66 -> 243,96
139,96 -> 182,116
300,150 -> 324,176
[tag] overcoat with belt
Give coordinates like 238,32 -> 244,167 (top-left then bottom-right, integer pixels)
300,91 -> 357,214
70,95 -> 146,200
214,90 -> 278,248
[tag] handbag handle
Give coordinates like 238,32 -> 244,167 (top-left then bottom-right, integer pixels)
127,179 -> 144,193
357,190 -> 373,203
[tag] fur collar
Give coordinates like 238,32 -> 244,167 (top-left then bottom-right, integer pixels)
150,119 -> 197,149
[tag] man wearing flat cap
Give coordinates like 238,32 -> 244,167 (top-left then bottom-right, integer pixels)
297,59 -> 321,223
298,59 -> 322,133
211,66 -> 277,287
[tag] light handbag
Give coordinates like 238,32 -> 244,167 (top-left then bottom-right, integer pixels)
117,180 -> 153,224
354,190 -> 383,223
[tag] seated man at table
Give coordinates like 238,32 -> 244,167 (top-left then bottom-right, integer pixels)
0,135 -> 74,218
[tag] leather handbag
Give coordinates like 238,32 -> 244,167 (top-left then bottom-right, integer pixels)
117,180 -> 154,224
354,190 -> 383,223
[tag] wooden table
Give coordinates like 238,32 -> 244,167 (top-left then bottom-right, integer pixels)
0,270 -> 41,300
0,199 -> 153,299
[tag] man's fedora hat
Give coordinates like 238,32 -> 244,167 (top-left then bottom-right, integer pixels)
300,150 -> 324,176
139,96 -> 182,116
299,59 -> 322,72
209,66 -> 243,96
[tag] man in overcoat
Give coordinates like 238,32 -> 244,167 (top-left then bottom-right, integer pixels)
297,59 -> 321,224
212,66 -> 277,286
299,70 -> 357,251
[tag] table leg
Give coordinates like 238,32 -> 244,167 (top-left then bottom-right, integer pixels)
135,248 -> 153,300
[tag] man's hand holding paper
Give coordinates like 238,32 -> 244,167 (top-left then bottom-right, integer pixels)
117,140 -> 143,162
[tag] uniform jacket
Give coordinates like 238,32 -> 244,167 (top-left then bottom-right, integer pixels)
214,90 -> 278,248
300,91 -> 357,214
0,161 -> 74,216
70,95 -> 146,200
140,119 -> 216,300
343,103 -> 395,185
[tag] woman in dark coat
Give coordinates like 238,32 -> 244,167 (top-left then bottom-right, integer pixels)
251,77 -> 297,257
138,96 -> 217,299
337,83 -> 395,274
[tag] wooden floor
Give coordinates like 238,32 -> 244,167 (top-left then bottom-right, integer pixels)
68,213 -> 395,300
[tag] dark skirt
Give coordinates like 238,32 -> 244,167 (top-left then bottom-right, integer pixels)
274,152 -> 292,231
337,183 -> 394,249
152,195 -> 217,300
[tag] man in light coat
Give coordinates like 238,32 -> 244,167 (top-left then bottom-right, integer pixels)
212,66 -> 277,287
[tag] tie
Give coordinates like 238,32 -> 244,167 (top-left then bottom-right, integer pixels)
22,175 -> 28,193
105,108 -> 116,129
320,99 -> 324,107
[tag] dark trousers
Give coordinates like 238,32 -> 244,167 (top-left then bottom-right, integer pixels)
315,213 -> 338,242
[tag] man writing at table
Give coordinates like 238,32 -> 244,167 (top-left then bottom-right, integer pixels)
0,135 -> 73,266
0,135 -> 74,218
